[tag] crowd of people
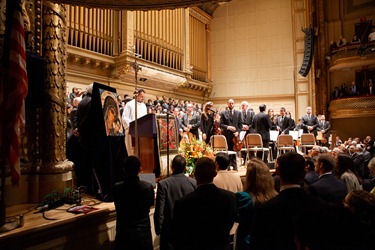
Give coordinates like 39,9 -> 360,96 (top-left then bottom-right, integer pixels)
113,151 -> 375,249
331,79 -> 374,99
65,87 -> 375,249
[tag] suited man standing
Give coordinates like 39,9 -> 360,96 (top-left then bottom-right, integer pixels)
220,99 -> 242,170
276,107 -> 291,135
317,115 -> 331,145
172,157 -> 236,250
301,106 -> 319,136
180,103 -> 201,139
252,104 -> 271,163
240,101 -> 255,135
154,155 -> 197,250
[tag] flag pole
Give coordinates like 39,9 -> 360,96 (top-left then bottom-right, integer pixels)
0,0 -> 14,228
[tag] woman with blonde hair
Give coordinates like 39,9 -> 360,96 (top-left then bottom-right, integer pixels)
235,158 -> 278,249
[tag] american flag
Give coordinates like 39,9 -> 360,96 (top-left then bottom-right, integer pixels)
1,3 -> 28,185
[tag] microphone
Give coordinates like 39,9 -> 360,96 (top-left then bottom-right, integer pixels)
208,108 -> 217,113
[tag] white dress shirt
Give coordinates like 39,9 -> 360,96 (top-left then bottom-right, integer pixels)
121,99 -> 147,129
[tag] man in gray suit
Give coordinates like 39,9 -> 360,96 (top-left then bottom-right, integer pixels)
154,155 -> 197,250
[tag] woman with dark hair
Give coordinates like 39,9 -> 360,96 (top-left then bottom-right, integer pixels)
335,153 -> 363,193
235,158 -> 278,249
200,101 -> 217,144
268,108 -> 277,130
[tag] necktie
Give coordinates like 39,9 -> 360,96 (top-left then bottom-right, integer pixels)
243,111 -> 247,120
308,115 -> 311,120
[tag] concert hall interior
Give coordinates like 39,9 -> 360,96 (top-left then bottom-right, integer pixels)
1,0 -> 375,249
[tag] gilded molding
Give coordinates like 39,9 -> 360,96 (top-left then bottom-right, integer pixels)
329,97 -> 375,118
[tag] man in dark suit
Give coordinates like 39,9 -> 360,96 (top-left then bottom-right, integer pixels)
112,156 -> 155,250
301,106 -> 319,136
220,99 -> 242,170
331,86 -> 341,99
154,155 -> 196,250
252,152 -> 352,249
180,103 -> 201,139
251,104 -> 271,163
308,154 -> 347,205
276,107 -> 291,135
316,115 -> 331,145
172,157 -> 236,250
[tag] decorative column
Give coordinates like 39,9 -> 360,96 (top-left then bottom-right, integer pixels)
25,1 -> 73,201
313,0 -> 328,116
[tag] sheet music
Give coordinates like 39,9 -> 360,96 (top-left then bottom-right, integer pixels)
289,131 -> 299,140
239,131 -> 247,141
270,130 -> 279,141
298,129 -> 304,137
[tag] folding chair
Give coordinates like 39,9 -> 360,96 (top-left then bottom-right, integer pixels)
300,133 -> 316,154
245,133 -> 270,162
210,135 -> 237,164
276,134 -> 295,158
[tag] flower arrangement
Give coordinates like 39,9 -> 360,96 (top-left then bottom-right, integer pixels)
179,137 -> 214,175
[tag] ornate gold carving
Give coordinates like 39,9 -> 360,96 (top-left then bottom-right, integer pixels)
54,0 -> 231,10
42,2 -> 67,164
329,97 -> 375,118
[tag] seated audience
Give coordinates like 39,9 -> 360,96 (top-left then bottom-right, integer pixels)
309,154 -> 347,205
172,157 -> 236,250
365,157 -> 375,194
349,144 -> 365,178
112,156 -> 155,250
154,155 -> 197,250
213,152 -> 243,193
252,152 -> 351,249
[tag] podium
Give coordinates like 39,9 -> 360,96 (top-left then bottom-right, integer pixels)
129,114 -> 160,175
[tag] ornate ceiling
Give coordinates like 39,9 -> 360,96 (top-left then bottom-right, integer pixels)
53,0 -> 230,12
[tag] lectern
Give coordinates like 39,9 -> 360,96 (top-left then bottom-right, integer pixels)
129,114 -> 160,175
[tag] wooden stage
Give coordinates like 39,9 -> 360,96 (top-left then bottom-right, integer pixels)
0,197 -> 118,249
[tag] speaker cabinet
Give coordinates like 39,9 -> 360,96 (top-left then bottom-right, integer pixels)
299,27 -> 314,77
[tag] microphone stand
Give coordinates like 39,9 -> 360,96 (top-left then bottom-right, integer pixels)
165,112 -> 174,177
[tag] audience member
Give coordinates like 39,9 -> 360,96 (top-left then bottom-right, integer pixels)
351,34 -> 360,43
368,27 -> 375,41
349,81 -> 359,95
366,158 -> 375,194
349,144 -> 365,178
308,154 -> 347,205
335,154 -> 363,193
343,190 -> 375,247
154,155 -> 197,250
112,156 -> 154,250
172,157 -> 236,250
331,86 -> 341,99
304,156 -> 319,186
213,152 -> 243,192
236,158 -> 278,250
366,81 -> 374,95
337,34 -> 347,47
